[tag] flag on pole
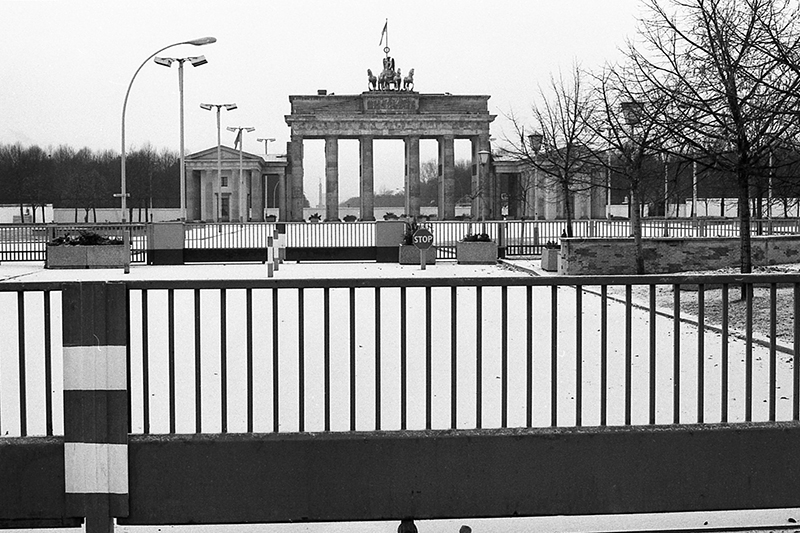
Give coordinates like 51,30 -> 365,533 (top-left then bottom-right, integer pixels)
379,19 -> 388,46
234,129 -> 242,149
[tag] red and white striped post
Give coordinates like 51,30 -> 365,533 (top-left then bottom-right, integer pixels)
62,282 -> 129,533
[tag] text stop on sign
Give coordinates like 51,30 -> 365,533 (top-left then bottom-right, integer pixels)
412,228 -> 434,250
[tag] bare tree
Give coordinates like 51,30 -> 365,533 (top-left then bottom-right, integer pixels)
624,0 -> 800,273
590,65 -> 672,274
502,64 -> 602,237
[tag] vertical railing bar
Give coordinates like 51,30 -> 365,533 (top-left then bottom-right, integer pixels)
625,285 -> 632,426
126,287 -> 133,434
673,284 -> 681,425
769,283 -> 777,422
721,284 -> 729,423
350,287 -> 357,432
400,286 -> 407,430
298,288 -> 305,433
194,288 -> 202,433
426,286 -> 432,430
476,286 -> 483,429
220,288 -> 227,433
375,288 -> 382,431
246,288 -> 254,433
168,289 -> 176,434
698,283 -> 705,424
324,287 -> 331,432
575,285 -> 582,427
600,285 -> 608,427
649,285 -> 657,425
44,290 -> 53,436
550,285 -> 558,427
451,286 -> 458,430
272,288 -> 280,433
17,292 -> 27,437
793,282 -> 800,421
745,283 -> 753,422
526,285 -> 533,428
142,289 -> 150,434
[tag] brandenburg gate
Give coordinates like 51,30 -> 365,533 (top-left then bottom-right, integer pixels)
283,90 -> 496,221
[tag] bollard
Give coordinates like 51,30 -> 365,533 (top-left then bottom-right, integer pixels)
62,282 -> 129,533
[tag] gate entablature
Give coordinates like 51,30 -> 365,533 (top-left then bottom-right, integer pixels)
284,93 -> 496,222
286,93 -> 493,139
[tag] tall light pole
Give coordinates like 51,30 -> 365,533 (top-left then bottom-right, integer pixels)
120,36 -> 215,272
257,137 -> 276,155
154,55 -> 209,221
227,126 -> 255,222
200,103 -> 237,221
528,132 -> 543,219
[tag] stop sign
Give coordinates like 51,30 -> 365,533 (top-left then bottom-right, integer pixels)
412,228 -> 434,250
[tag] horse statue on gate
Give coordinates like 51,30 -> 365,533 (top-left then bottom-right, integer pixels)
403,68 -> 415,91
394,68 -> 402,91
367,69 -> 377,91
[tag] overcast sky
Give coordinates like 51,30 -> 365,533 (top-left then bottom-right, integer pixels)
1,0 -> 642,203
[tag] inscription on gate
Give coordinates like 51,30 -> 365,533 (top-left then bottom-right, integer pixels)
363,94 -> 419,114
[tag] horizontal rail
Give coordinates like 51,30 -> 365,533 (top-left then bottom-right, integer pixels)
3,218 -> 800,262
1,273 -> 797,437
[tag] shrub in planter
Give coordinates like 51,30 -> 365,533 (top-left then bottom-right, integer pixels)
541,240 -> 560,272
457,233 -> 497,264
46,231 -> 126,269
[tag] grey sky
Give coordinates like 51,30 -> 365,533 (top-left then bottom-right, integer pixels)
1,0 -> 642,202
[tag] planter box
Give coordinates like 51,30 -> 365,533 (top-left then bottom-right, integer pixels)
541,248 -> 561,272
399,244 -> 436,265
46,245 -> 126,269
456,241 -> 498,264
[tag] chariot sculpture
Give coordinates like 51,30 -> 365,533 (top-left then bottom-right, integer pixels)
367,21 -> 415,92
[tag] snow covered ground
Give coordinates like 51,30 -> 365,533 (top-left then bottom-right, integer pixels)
1,259 -> 797,533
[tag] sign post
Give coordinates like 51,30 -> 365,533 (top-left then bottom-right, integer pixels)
412,227 -> 434,270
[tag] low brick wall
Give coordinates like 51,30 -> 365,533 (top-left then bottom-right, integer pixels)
560,235 -> 800,275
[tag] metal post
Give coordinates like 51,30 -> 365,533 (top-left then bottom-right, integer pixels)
216,107 -> 222,222
178,60 -> 186,221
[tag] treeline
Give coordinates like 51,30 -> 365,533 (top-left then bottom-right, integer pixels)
342,159 -> 473,208
0,142 -> 179,222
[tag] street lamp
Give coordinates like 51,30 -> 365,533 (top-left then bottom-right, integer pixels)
120,36 -> 216,273
200,103 -> 237,221
478,149 -> 491,224
528,133 -> 543,219
227,126 -> 256,222
154,54 -> 209,221
257,137 -> 276,155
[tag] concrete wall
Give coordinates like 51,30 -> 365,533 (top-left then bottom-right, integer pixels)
117,423 -> 800,525
561,235 -> 800,275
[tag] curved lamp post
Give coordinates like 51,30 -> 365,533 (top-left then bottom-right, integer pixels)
154,54 -> 210,221
120,36 -> 216,273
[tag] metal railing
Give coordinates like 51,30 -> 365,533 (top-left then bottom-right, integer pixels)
1,274 -> 797,437
3,218 -> 800,262
0,223 -> 148,262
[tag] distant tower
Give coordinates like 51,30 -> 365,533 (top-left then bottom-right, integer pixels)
318,176 -> 324,209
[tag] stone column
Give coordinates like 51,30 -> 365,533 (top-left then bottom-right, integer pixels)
359,136 -> 375,221
288,135 -> 305,221
438,135 -> 455,220
251,170 -> 264,222
277,170 -> 287,221
404,136 -> 420,218
325,136 -> 339,221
